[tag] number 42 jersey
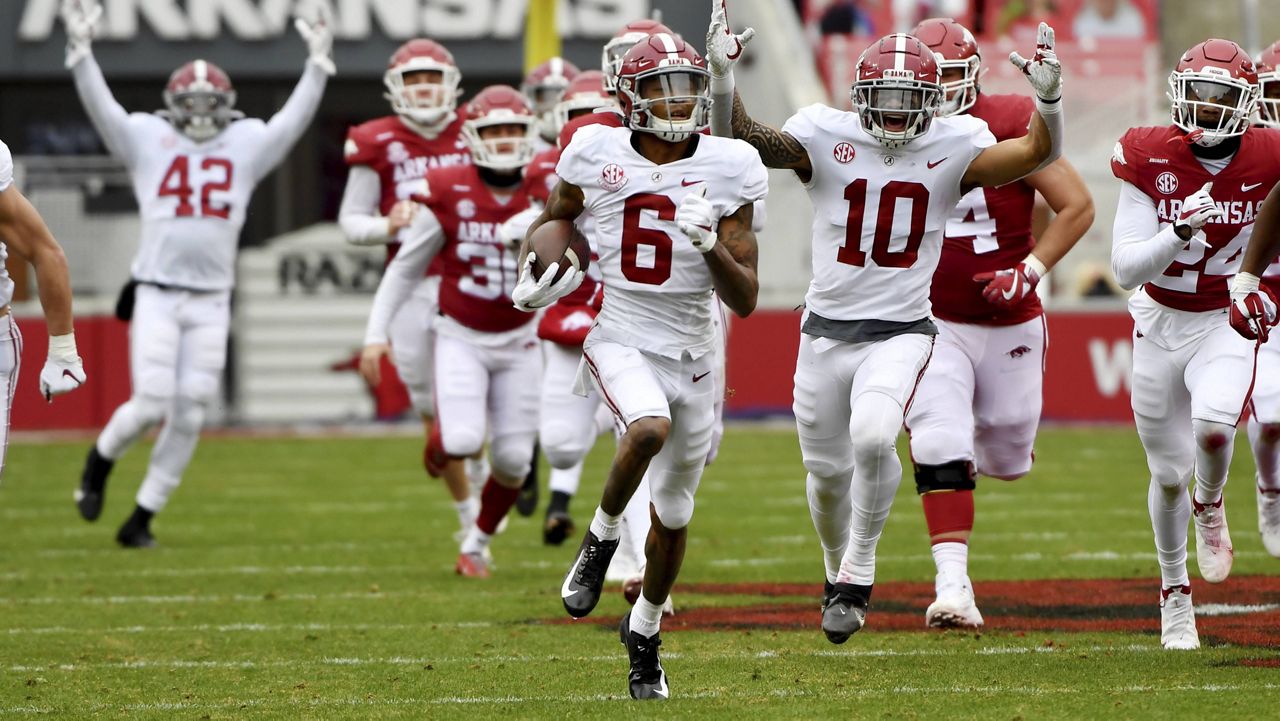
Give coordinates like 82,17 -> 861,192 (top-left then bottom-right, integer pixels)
782,104 -> 996,328
556,124 -> 768,360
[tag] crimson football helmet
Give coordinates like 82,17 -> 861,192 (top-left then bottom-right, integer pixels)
162,60 -> 241,141
553,71 -> 614,138
1168,39 -> 1258,147
522,57 -> 581,142
851,34 -> 943,148
912,17 -> 981,117
601,18 -> 675,92
460,85 -> 537,171
1256,41 -> 1280,129
384,39 -> 462,129
616,33 -> 711,143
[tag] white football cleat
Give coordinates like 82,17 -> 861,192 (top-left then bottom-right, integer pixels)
1159,585 -> 1199,650
1192,495 -> 1234,583
925,572 -> 985,629
1257,486 -> 1280,558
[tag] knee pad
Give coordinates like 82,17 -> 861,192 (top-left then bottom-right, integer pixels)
1260,423 -> 1280,444
177,371 -> 220,405
652,486 -> 694,530
914,460 -> 977,495
133,394 -> 172,426
1193,419 -> 1234,452
170,397 -> 207,436
541,423 -> 589,469
849,393 -> 902,464
802,450 -> 854,481
490,435 -> 534,480
441,425 -> 485,460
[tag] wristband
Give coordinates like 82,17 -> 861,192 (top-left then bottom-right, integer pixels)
1035,96 -> 1062,114
711,72 -> 735,95
1022,254 -> 1048,278
48,332 -> 79,363
1232,272 -> 1261,294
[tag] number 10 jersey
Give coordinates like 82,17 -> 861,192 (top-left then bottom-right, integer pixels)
556,124 -> 768,360
782,104 -> 995,327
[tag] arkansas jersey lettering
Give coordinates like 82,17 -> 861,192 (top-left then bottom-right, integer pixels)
423,164 -> 538,333
932,93 -> 1042,326
1112,124 -> 1280,312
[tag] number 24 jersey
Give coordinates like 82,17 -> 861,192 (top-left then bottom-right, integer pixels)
556,124 -> 768,360
782,104 -> 996,325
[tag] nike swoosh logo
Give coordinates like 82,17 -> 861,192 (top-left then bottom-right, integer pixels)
655,670 -> 669,698
927,157 -> 948,169
561,554 -> 582,599
692,371 -> 710,382
1243,182 -> 1264,192
62,370 -> 79,380
681,179 -> 702,187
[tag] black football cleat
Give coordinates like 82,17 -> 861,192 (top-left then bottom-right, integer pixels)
561,530 -> 619,618
619,612 -> 669,700
116,521 -> 156,549
543,509 -> 575,546
515,444 -> 540,516
821,582 -> 871,644
75,446 -> 114,522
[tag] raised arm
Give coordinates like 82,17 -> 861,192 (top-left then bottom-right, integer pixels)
962,23 -> 1064,188
729,92 -> 812,180
251,62 -> 329,182
705,0 -> 755,139
68,55 -> 141,168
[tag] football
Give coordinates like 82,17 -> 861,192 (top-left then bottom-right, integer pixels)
529,219 -> 591,283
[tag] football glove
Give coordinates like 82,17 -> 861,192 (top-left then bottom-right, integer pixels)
676,186 -> 718,253
498,207 -> 543,251
1009,23 -> 1062,102
705,0 -> 756,80
39,333 -> 86,402
295,6 -> 336,76
1174,182 -> 1222,238
974,256 -> 1046,306
60,0 -> 102,69
512,252 -> 584,312
1228,272 -> 1279,342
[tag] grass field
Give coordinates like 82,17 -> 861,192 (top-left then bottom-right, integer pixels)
2,426 -> 1278,719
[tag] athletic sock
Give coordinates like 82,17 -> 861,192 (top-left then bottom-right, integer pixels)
931,541 -> 969,582
475,478 -> 519,535
547,490 -> 571,515
455,497 -> 477,530
921,489 -> 974,542
125,504 -> 154,530
631,594 -> 665,637
589,506 -> 622,541
1149,480 -> 1191,588
460,525 -> 493,556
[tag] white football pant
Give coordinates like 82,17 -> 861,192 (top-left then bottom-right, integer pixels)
582,338 -> 716,530
906,316 -> 1046,479
0,315 -> 22,483
1131,321 -> 1256,588
793,332 -> 934,585
433,329 -> 540,484
388,276 -> 440,417
95,285 -> 230,512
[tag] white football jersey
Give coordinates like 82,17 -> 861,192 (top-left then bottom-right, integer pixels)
557,124 -> 768,359
0,140 -> 14,308
782,104 -> 996,324
72,56 -> 326,291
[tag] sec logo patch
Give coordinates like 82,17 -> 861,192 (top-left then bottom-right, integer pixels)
601,163 -> 627,192
456,199 -> 476,219
833,142 -> 855,164
1156,171 -> 1179,195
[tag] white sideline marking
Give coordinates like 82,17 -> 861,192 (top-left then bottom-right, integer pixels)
2,644 -> 1166,675
1196,603 -> 1280,616
4,621 -> 490,637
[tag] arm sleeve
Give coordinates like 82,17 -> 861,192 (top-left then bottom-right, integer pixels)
1028,98 -> 1064,174
710,75 -> 735,138
250,62 -> 329,182
70,54 -> 140,168
364,209 -> 445,345
338,165 -> 392,246
1110,181 -> 1187,290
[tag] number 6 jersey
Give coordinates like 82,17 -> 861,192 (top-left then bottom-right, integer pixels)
556,124 -> 768,360
781,104 -> 995,334
71,55 -> 327,291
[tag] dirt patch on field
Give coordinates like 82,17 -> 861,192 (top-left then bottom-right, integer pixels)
563,576 -> 1280,648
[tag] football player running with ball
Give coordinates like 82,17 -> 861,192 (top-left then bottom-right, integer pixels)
904,17 -> 1094,630
708,2 -> 1063,643
1109,39 -> 1280,650
516,33 -> 767,700
361,86 -> 546,578
64,0 -> 331,547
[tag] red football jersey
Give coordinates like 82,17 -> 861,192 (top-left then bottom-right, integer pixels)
344,115 -> 472,271
1112,125 -> 1280,312
931,93 -> 1041,326
525,147 -> 561,205
557,108 -> 624,151
424,164 -> 538,333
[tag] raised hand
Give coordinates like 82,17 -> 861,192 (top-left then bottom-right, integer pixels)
1009,22 -> 1062,101
295,4 -> 336,75
705,0 -> 756,79
60,0 -> 103,69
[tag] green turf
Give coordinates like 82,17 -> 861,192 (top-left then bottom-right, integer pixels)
1,427 -> 1277,719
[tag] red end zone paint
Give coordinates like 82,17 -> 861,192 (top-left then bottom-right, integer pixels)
553,576 -> 1280,648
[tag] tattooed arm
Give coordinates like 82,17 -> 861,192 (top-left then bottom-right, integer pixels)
702,203 -> 759,317
730,91 -> 812,182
